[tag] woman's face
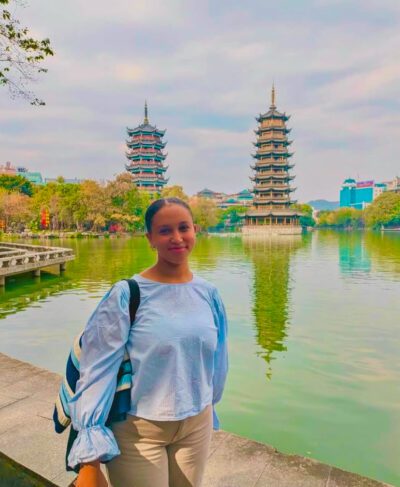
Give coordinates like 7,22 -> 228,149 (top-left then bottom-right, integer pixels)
147,204 -> 196,265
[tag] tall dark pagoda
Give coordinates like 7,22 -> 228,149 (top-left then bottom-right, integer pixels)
125,102 -> 169,192
243,86 -> 302,235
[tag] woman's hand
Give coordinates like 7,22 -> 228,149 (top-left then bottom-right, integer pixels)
75,461 -> 108,487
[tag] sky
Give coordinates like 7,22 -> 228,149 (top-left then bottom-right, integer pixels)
1,0 -> 399,202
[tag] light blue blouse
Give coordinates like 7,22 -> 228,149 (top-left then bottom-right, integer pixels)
68,274 -> 228,468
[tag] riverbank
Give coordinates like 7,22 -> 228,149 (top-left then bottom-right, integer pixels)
0,353 -> 392,487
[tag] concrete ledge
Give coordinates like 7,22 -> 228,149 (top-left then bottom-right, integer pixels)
0,353 -> 393,487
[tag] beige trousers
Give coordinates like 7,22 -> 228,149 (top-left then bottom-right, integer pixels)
106,405 -> 213,487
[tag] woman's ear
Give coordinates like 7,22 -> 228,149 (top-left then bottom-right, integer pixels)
146,232 -> 155,249
194,223 -> 200,233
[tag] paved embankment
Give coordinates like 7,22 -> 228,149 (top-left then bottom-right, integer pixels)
0,353 -> 393,487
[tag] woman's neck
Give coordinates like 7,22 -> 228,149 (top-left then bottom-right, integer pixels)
141,260 -> 193,283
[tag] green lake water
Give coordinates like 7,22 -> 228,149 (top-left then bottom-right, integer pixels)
0,231 -> 399,486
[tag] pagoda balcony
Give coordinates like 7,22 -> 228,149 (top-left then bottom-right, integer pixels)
126,161 -> 165,169
253,184 -> 295,192
250,172 -> 295,180
133,175 -> 167,182
128,135 -> 164,143
254,194 -> 291,201
254,201 -> 292,207
126,141 -> 166,149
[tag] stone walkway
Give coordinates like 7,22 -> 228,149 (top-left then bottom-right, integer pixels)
0,353 -> 393,487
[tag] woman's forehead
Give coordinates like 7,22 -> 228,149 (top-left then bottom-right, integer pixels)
153,204 -> 192,223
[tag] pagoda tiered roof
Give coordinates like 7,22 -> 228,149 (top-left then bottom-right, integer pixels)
126,123 -> 165,138
251,161 -> 295,170
253,184 -> 295,192
126,152 -> 167,162
256,109 -> 289,122
126,139 -> 166,150
254,139 -> 292,147
246,208 -> 301,217
125,164 -> 168,174
255,127 -> 291,136
252,153 -> 293,161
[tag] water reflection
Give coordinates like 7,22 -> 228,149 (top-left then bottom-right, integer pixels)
334,231 -> 400,277
338,232 -> 371,274
243,235 -> 307,378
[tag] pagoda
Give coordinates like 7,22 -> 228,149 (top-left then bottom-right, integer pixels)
125,102 -> 169,192
243,86 -> 302,235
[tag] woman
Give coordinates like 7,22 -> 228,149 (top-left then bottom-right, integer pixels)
68,198 -> 228,487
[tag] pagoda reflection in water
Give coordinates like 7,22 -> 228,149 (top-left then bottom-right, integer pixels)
243,235 -> 305,378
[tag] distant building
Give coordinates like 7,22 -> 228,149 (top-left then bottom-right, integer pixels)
1,163 -> 45,185
125,102 -> 169,193
340,179 -> 387,209
384,176 -> 400,193
0,161 -> 17,175
196,188 -> 224,202
16,167 -> 44,185
196,188 -> 253,209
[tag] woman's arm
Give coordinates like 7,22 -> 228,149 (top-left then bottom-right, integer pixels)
67,281 -> 132,470
211,288 -> 229,430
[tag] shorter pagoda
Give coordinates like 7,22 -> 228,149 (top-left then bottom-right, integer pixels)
243,86 -> 302,235
125,102 -> 169,192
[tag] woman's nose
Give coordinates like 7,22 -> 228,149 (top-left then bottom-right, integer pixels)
171,230 -> 183,241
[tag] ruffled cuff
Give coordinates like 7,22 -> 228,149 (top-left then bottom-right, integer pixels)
212,406 -> 220,430
67,425 -> 120,469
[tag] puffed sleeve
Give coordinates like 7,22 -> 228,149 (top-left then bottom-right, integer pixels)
211,288 -> 228,430
67,281 -> 131,469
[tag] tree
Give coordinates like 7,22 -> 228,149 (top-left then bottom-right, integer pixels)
0,0 -> 54,105
189,196 -> 219,231
364,192 -> 400,229
0,187 -> 31,229
0,173 -> 33,195
317,207 -> 363,228
291,203 -> 315,227
217,205 -> 247,231
160,185 -> 189,201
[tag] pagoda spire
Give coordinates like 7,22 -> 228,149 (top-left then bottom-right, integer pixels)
270,83 -> 276,109
144,100 -> 149,124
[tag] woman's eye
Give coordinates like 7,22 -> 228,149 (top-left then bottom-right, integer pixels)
159,228 -> 170,235
180,225 -> 189,232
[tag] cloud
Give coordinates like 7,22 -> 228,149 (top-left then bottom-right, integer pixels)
1,0 -> 399,201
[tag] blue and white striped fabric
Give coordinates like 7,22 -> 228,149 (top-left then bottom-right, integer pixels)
53,330 -> 133,434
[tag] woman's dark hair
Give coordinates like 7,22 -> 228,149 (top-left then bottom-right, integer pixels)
145,198 -> 193,232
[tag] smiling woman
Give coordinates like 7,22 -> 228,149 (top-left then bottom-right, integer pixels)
68,198 -> 228,487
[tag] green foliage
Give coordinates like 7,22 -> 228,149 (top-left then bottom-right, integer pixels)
216,205 -> 247,231
0,172 -> 156,233
364,192 -> 400,229
0,174 -> 33,195
0,0 -> 54,105
291,203 -> 316,227
317,207 -> 364,228
189,196 -> 219,231
160,185 -> 189,201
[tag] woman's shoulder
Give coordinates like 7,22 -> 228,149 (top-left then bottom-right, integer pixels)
192,275 -> 219,296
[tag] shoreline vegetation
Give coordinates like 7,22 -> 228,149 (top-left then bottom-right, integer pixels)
0,173 -> 400,234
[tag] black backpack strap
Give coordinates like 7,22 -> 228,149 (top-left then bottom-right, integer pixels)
124,278 -> 140,323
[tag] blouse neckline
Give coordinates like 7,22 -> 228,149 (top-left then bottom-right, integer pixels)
134,274 -> 196,286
